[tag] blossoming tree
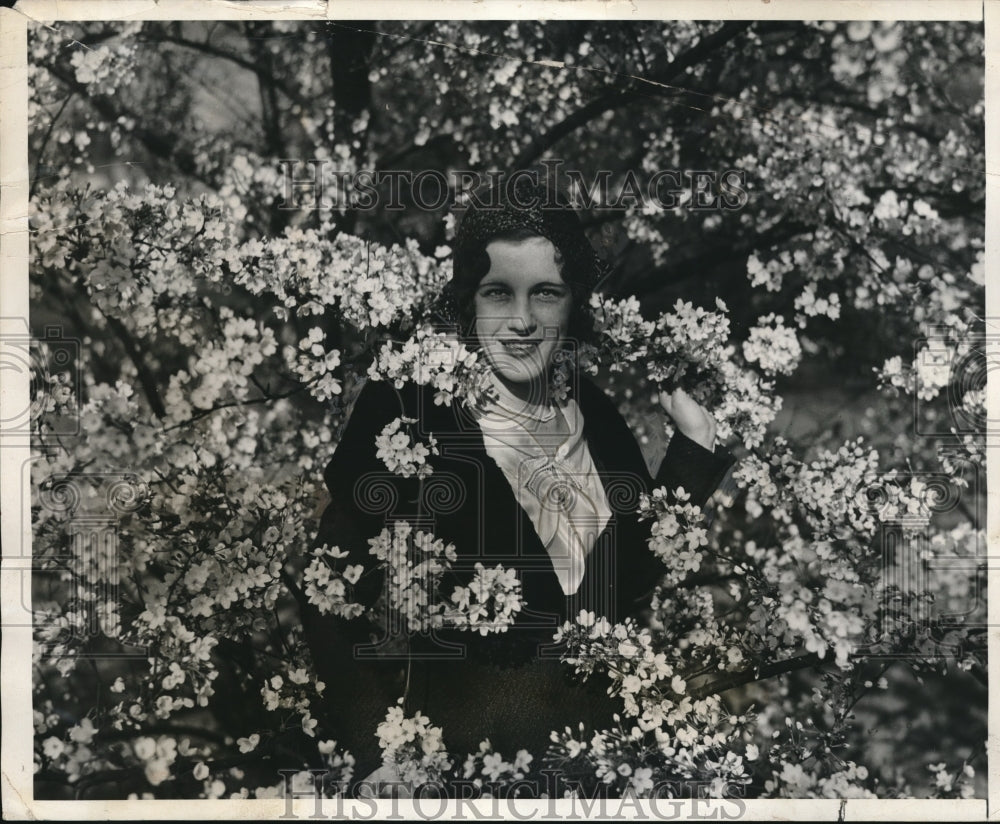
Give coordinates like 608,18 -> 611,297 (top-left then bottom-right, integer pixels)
26,18 -> 984,800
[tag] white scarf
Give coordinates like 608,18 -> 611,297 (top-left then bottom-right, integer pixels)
473,380 -> 612,596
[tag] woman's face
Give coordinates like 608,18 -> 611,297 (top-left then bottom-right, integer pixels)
474,237 -> 572,396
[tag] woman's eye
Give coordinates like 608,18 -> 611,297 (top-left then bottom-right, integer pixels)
534,288 -> 565,299
479,287 -> 509,300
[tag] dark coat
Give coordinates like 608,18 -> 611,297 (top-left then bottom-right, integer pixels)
300,376 -> 734,780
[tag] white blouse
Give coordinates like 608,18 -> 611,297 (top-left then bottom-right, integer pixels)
474,384 -> 612,597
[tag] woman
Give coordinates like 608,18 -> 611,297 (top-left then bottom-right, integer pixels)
300,179 -> 734,790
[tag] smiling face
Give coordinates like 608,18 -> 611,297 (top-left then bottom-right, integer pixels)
474,236 -> 572,400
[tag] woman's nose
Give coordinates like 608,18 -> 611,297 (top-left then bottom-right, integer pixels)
506,298 -> 536,334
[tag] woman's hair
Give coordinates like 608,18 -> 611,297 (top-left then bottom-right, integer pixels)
447,178 -> 607,345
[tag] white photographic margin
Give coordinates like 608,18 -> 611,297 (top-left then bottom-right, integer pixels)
0,0 -> 994,819
984,1 -> 1000,822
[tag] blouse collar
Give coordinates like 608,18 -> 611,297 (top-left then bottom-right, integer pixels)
473,372 -> 562,430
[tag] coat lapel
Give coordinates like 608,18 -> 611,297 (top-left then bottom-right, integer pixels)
426,382 -> 622,612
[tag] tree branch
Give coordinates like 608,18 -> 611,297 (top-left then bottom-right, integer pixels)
626,219 -> 814,299
323,21 -> 376,235
512,21 -> 754,169
41,60 -> 201,179
142,31 -> 308,107
690,652 -> 823,700
103,314 -> 167,419
162,384 -> 308,433
30,92 -> 76,199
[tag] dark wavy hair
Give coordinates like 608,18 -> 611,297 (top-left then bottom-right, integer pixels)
445,178 -> 607,346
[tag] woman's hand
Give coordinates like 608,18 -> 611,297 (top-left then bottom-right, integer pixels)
657,387 -> 717,452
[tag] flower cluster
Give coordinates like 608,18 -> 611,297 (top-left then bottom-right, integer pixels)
553,608 -> 757,794
926,760 -> 977,799
462,740 -> 534,789
286,327 -> 343,402
648,298 -> 733,387
302,545 -> 366,619
258,665 -> 328,740
130,736 -> 179,787
547,716 -> 753,797
446,563 -> 524,636
555,611 -> 685,721
368,326 -> 494,406
637,487 -> 708,587
318,739 -> 357,792
250,739 -> 356,800
793,284 -> 842,327
711,359 -> 783,449
729,443 -> 884,669
588,294 -> 781,449
365,523 -> 523,636
376,703 -> 453,786
36,716 -> 99,786
167,309 -> 280,419
229,229 -> 451,331
374,417 -> 439,479
746,251 -> 792,293
649,587 -> 751,675
549,344 -> 598,404
368,522 -> 459,633
763,760 -> 874,799
69,37 -> 138,94
588,294 -> 656,370
741,314 -> 803,376
733,437 -> 882,538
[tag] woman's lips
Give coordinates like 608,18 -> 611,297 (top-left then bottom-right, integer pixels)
499,340 -> 541,357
